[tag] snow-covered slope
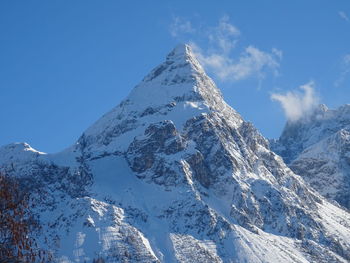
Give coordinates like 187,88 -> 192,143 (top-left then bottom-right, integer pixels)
1,45 -> 350,263
272,104 -> 350,209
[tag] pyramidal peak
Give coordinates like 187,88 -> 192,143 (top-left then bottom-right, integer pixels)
142,43 -> 202,82
132,43 -> 217,106
162,43 -> 206,76
81,44 -> 241,153
165,43 -> 198,64
1,44 -> 350,263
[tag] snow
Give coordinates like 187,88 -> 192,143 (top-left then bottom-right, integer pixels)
318,202 -> 350,242
0,142 -> 45,165
1,44 -> 350,263
273,106 -> 350,208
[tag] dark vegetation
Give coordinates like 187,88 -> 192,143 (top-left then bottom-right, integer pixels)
0,173 -> 52,263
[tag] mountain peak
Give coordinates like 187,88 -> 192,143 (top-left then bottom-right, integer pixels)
0,142 -> 45,165
166,43 -> 191,58
80,44 -> 239,152
273,103 -> 350,164
118,43 -> 228,112
2,44 -> 350,263
165,43 -> 196,64
141,43 -> 204,84
317,103 -> 329,112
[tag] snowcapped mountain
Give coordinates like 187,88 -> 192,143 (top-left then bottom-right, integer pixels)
1,44 -> 350,263
272,104 -> 350,209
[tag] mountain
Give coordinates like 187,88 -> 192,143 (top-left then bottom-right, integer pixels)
1,44 -> 350,263
271,104 -> 350,209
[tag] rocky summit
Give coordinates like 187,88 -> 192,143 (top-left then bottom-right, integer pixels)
1,44 -> 350,263
272,104 -> 350,209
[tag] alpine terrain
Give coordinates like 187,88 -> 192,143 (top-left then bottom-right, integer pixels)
1,44 -> 350,263
272,104 -> 350,209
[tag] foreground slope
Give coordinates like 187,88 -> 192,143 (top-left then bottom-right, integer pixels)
272,104 -> 350,209
1,45 -> 350,263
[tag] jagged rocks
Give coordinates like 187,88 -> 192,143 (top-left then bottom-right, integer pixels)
126,120 -> 186,187
272,105 -> 350,209
1,45 -> 350,262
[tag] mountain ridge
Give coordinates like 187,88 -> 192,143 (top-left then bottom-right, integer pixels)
1,44 -> 350,263
272,103 -> 350,209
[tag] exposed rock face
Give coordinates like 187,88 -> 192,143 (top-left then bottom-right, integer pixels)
1,45 -> 350,262
272,104 -> 350,209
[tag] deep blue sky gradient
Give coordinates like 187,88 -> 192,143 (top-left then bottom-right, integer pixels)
1,1 -> 350,152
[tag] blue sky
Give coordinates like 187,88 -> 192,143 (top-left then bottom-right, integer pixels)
1,1 -> 350,153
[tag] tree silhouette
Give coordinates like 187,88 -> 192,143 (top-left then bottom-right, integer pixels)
0,173 -> 52,263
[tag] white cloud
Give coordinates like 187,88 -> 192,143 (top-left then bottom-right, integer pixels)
208,15 -> 240,53
339,11 -> 349,22
272,48 -> 283,60
271,81 -> 320,122
170,17 -> 195,37
191,43 -> 281,82
171,16 -> 281,82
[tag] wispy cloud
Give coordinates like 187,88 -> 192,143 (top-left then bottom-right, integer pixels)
169,16 -> 282,83
207,15 -> 240,53
271,81 -> 319,122
339,11 -> 350,22
334,54 -> 350,87
344,54 -> 350,64
170,17 -> 195,37
192,44 -> 281,81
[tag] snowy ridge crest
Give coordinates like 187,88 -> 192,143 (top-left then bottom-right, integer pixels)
78,44 -> 241,154
1,46 -> 350,262
272,103 -> 350,208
